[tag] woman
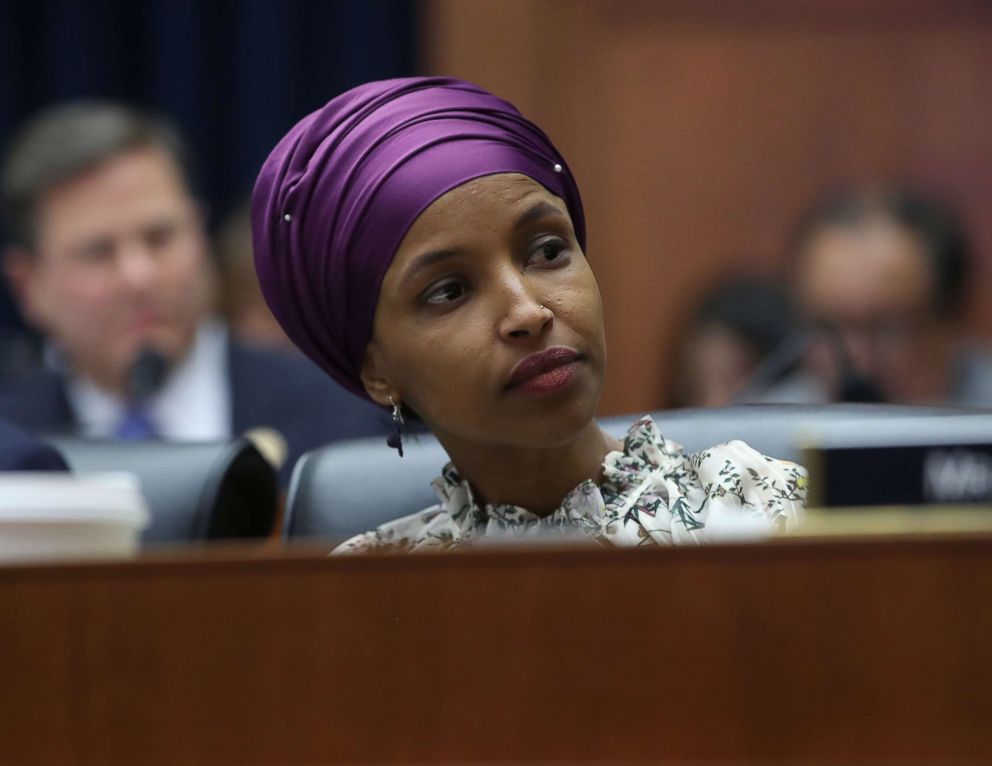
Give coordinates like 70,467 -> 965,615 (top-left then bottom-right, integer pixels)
252,77 -> 806,552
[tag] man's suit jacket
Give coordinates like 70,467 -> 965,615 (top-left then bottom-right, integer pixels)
0,340 -> 387,484
0,417 -> 68,471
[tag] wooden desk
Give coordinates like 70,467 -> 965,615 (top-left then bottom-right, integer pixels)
1,535 -> 991,764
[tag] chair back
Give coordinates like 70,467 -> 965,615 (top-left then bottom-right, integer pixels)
50,437 -> 277,543
284,403 -> 982,541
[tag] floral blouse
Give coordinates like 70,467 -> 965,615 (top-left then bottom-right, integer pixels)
334,416 -> 807,554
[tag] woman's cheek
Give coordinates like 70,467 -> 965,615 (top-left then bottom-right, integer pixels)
554,283 -> 602,329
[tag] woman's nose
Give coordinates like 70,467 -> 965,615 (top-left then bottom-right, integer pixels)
497,278 -> 552,340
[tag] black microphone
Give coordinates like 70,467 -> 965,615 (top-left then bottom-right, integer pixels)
817,322 -> 886,403
731,321 -> 887,404
731,326 -> 815,403
126,346 -> 168,401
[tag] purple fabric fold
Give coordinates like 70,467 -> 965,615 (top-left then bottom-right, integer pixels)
251,76 -> 585,401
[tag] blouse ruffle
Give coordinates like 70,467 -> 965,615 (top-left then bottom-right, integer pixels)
334,416 -> 807,554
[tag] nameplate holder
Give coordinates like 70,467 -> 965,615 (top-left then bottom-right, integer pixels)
807,442 -> 992,509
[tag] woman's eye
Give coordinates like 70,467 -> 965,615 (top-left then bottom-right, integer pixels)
527,238 -> 570,268
424,280 -> 467,305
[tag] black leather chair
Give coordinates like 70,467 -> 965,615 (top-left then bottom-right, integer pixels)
284,403 -> 988,541
49,437 -> 278,543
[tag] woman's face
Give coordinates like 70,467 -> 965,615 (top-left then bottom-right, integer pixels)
362,173 -> 606,452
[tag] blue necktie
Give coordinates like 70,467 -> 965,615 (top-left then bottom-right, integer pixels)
115,405 -> 158,440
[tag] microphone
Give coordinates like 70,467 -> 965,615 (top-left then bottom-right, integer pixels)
126,347 -> 168,401
818,322 -> 886,403
731,326 -> 814,403
732,321 -> 886,404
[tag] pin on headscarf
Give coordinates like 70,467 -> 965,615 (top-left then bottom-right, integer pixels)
251,77 -> 585,405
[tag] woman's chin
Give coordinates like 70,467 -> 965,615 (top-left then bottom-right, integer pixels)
509,394 -> 602,449
432,397 -> 600,453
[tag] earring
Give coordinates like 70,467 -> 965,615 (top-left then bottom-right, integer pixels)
386,395 -> 404,457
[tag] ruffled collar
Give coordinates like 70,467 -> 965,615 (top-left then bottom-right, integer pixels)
430,416 -> 686,539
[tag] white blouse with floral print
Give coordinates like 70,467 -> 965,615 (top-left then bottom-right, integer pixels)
334,416 -> 807,554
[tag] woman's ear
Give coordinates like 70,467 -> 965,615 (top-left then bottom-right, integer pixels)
360,341 -> 396,408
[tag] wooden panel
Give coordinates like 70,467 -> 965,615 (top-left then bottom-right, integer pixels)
1,536 -> 992,763
423,0 -> 992,412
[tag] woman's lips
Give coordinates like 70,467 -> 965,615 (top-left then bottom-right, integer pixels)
507,347 -> 581,395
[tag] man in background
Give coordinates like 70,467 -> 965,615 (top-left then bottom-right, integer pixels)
0,101 -> 385,482
779,182 -> 992,406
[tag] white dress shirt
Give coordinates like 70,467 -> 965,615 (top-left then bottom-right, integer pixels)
66,320 -> 232,441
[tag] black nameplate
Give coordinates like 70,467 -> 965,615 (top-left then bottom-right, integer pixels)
812,443 -> 992,508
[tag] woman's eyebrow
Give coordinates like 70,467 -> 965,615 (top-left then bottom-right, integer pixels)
399,249 -> 459,288
514,201 -> 566,230
398,203 -> 565,288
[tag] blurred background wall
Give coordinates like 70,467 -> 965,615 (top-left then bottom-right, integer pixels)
0,0 -> 415,211
4,0 -> 992,414
0,0 -> 415,333
424,0 -> 992,413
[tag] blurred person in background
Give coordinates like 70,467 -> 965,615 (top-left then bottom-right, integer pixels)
0,101 -> 385,483
782,183 -> 992,406
670,276 -> 798,408
215,197 -> 296,352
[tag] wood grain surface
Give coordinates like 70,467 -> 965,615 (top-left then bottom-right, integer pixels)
1,535 -> 991,764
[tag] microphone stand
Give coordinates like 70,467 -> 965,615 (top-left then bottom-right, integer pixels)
819,323 -> 887,403
731,326 -> 815,404
731,322 -> 886,404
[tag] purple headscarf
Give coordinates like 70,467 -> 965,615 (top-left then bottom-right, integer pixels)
251,76 -> 585,401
